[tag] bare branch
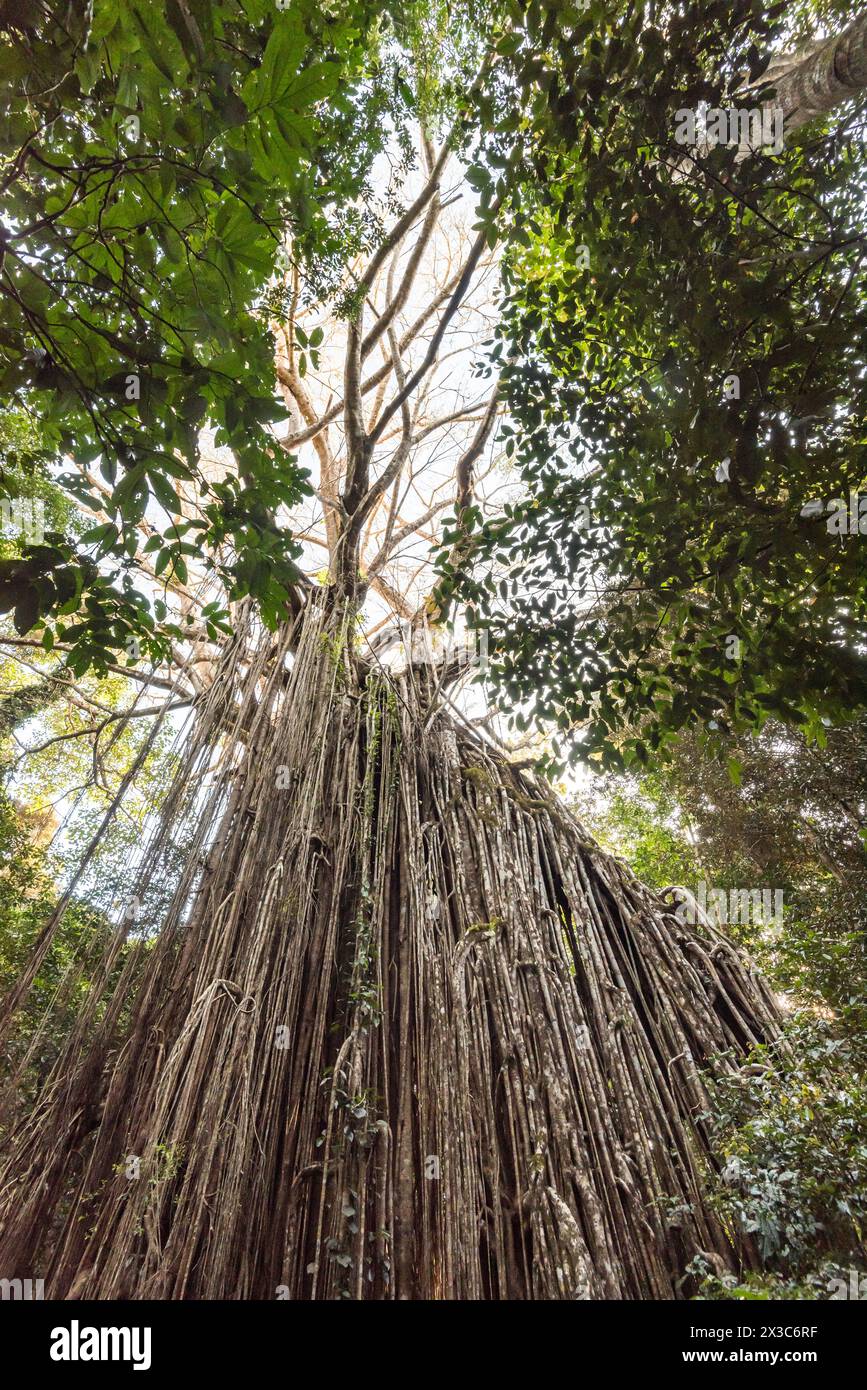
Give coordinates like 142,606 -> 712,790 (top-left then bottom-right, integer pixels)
366,494 -> 455,579
0,636 -> 196,698
367,219 -> 495,449
279,267 -> 465,452
10,698 -> 192,767
360,191 -> 441,364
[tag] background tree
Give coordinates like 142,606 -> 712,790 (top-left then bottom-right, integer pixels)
0,0 -> 391,663
450,0 -> 867,772
571,716 -> 867,1296
572,716 -> 866,1015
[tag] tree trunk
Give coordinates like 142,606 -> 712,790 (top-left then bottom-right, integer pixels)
760,11 -> 867,134
0,667 -> 64,743
0,600 -> 781,1299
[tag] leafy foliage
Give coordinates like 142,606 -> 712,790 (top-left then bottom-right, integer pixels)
0,786 -> 116,1104
0,0 -> 393,669
571,716 -> 867,1297
449,0 -> 867,771
699,1021 -> 867,1294
571,716 -> 867,1018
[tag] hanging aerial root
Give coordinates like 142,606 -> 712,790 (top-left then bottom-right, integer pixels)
0,604 -> 780,1299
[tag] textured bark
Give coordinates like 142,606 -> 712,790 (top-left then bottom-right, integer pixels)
0,601 -> 781,1299
669,13 -> 867,176
760,11 -> 867,134
0,668 -> 63,742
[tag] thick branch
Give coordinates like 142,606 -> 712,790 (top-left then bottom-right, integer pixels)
343,142 -> 451,467
367,219 -> 495,449
280,269 -> 465,453
754,11 -> 867,134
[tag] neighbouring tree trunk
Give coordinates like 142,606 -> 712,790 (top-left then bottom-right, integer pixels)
0,667 -> 64,743
759,10 -> 867,134
0,599 -> 781,1299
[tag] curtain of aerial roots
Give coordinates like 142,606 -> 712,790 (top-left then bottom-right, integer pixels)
0,598 -> 781,1300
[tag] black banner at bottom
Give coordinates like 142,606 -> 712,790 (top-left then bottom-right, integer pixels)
3,1295 -> 862,1376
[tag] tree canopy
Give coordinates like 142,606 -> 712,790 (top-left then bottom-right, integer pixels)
2,1 -> 865,768
0,0 -> 397,667
447,0 -> 867,770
